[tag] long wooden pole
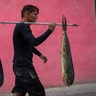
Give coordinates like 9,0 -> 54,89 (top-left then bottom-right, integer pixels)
0,21 -> 79,26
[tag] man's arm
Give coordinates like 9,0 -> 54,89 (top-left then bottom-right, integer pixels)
20,22 -> 56,47
32,47 -> 47,63
32,47 -> 41,56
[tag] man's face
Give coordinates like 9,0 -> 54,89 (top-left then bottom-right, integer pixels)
26,11 -> 38,22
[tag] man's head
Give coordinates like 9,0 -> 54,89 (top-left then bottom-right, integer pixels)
21,5 -> 39,22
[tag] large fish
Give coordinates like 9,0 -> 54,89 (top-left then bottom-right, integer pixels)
0,59 -> 4,87
61,15 -> 74,86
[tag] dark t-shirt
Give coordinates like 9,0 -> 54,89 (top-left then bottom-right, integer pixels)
13,23 -> 52,71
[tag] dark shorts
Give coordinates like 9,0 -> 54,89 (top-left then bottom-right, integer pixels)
12,69 -> 45,96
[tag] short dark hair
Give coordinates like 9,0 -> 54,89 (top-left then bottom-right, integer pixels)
21,5 -> 39,18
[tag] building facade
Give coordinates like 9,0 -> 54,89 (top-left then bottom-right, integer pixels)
0,0 -> 96,92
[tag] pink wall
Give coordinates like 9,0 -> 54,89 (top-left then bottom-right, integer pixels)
0,0 -> 96,92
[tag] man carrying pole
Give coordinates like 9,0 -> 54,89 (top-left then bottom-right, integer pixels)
12,5 -> 56,96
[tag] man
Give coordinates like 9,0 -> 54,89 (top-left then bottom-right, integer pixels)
12,5 -> 56,96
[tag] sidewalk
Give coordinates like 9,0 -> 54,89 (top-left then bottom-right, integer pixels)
0,82 -> 96,96
46,82 -> 96,96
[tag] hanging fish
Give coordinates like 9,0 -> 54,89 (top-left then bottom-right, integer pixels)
0,59 -> 4,87
61,15 -> 74,86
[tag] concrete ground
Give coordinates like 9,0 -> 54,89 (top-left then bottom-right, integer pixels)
0,82 -> 96,96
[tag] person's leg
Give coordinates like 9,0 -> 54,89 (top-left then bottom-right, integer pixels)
12,92 -> 23,96
25,75 -> 45,96
24,79 -> 45,96
35,78 -> 45,96
12,76 -> 26,96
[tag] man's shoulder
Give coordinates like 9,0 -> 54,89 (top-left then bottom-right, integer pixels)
14,22 -> 30,31
16,22 -> 26,27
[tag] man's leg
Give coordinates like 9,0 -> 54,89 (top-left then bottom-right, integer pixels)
12,92 -> 23,96
24,69 -> 45,96
25,77 -> 45,96
12,77 -> 26,96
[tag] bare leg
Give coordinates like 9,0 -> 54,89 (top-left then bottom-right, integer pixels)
12,92 -> 23,96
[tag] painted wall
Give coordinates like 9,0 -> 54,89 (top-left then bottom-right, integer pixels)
0,0 -> 96,92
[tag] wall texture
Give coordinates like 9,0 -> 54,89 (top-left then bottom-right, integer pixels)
0,0 -> 96,92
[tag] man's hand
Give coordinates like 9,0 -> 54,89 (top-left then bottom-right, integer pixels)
48,22 -> 56,31
40,55 -> 47,63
